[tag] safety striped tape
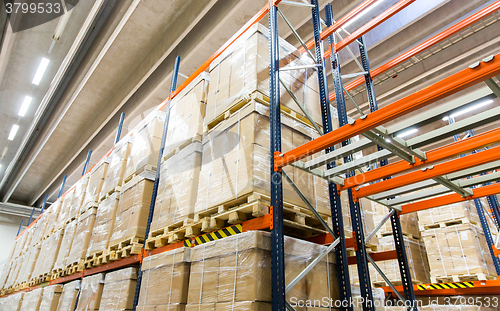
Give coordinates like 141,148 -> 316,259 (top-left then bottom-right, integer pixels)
191,224 -> 243,246
417,281 -> 474,290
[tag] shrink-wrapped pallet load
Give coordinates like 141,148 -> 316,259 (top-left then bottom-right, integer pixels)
16,244 -> 41,284
0,292 -> 24,311
45,198 -> 63,238
31,229 -> 64,279
55,280 -> 80,311
66,208 -> 97,269
164,72 -> 208,155
70,175 -> 89,220
12,228 -> 30,260
98,267 -> 137,311
422,223 -> 497,282
87,192 -> 119,257
0,262 -> 11,290
418,201 -> 480,230
195,101 -> 330,217
109,176 -> 154,248
19,287 -> 43,311
82,160 -> 109,212
53,219 -> 77,273
54,188 -> 75,231
100,138 -> 132,200
75,274 -> 104,311
185,231 -> 337,309
204,23 -> 322,130
30,211 -> 51,247
137,248 -> 190,310
150,141 -> 202,235
5,256 -> 21,289
124,111 -> 165,181
39,285 -> 63,311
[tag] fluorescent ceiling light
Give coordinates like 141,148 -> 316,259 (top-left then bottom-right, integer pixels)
1,147 -> 7,158
343,0 -> 384,28
18,96 -> 32,117
32,58 -> 50,85
442,99 -> 494,121
53,9 -> 73,41
8,124 -> 19,141
397,128 -> 418,138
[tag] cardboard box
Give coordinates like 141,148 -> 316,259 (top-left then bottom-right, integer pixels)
373,201 -> 420,238
66,208 -> 97,266
150,142 -> 202,234
137,248 -> 191,310
40,285 -> 63,311
418,201 -> 479,229
422,224 -> 497,278
205,23 -> 323,128
195,101 -> 330,215
56,280 -> 80,311
19,287 -> 43,311
70,175 -> 90,220
75,274 -> 104,311
164,72 -> 208,155
100,138 -> 132,200
109,177 -> 154,246
1,292 -> 24,311
87,192 -> 119,256
53,220 -> 78,271
186,231 -> 337,307
215,301 -> 271,310
30,210 -> 51,247
99,267 -> 137,310
16,243 -> 41,284
45,198 -> 63,237
32,229 -> 64,279
54,188 -> 75,231
82,160 -> 109,211
124,111 -> 165,180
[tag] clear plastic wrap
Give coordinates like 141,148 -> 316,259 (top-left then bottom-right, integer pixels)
124,110 -> 165,181
0,292 -> 24,311
16,243 -> 40,284
150,141 -> 202,235
70,175 -> 90,220
0,262 -> 11,290
66,208 -> 97,267
164,72 -> 208,156
98,267 -> 137,310
109,177 -> 154,247
100,138 -> 132,201
53,219 -> 78,272
30,210 -> 51,247
350,235 -> 430,286
5,256 -> 21,289
82,160 -> 109,212
39,285 -> 63,311
351,285 -> 386,311
137,248 -> 191,310
75,274 -> 104,311
422,223 -> 497,279
195,101 -> 329,216
373,201 -> 420,238
205,23 -> 322,129
185,231 -> 337,309
418,200 -> 479,230
12,227 -> 30,260
45,198 -> 63,237
87,192 -> 119,257
54,187 -> 75,232
31,229 -> 64,279
55,280 -> 80,311
19,287 -> 43,311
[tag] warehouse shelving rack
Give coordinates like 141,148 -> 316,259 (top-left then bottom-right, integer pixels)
5,0 -> 500,310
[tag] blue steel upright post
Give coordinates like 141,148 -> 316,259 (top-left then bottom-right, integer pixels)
115,112 -> 126,144
132,56 -> 181,311
58,175 -> 67,198
269,1 -> 285,310
16,220 -> 24,237
40,193 -> 49,214
358,35 -> 417,310
82,150 -> 92,176
322,4 -> 353,310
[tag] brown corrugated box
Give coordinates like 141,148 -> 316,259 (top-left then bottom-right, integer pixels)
109,177 -> 154,246
32,228 -> 64,279
82,160 -> 109,211
45,198 -> 63,237
66,208 -> 97,266
418,200 -> 479,229
75,274 -> 104,311
70,174 -> 90,220
54,188 -> 75,231
100,138 -> 132,200
56,280 -> 80,311
87,192 -> 120,256
19,287 -> 43,311
40,285 -> 63,311
53,219 -> 78,272
99,267 -> 137,311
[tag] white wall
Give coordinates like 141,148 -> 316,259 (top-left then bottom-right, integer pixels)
0,214 -> 27,273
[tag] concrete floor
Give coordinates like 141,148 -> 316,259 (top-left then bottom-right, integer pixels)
0,0 -> 498,209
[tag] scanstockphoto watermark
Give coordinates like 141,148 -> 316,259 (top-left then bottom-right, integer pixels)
2,0 -> 79,33
289,297 -> 423,309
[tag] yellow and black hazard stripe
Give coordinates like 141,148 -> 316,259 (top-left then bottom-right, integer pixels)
417,281 -> 474,291
190,224 -> 243,247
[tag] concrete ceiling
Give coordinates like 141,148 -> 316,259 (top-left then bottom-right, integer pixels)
0,0 -> 498,209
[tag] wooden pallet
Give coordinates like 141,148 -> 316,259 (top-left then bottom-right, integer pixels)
99,186 -> 122,203
204,90 -> 320,132
123,164 -> 156,185
83,251 -> 104,269
145,192 -> 331,250
162,135 -> 202,163
431,272 -> 497,283
420,217 -> 478,231
377,231 -> 422,241
372,279 -> 425,288
28,273 -> 51,286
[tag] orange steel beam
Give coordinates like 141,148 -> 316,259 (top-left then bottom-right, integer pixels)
353,145 -> 500,199
144,241 -> 185,257
49,272 -> 84,285
401,183 -> 500,214
328,0 -> 500,102
384,279 -> 500,296
341,127 -> 500,190
83,254 -> 141,277
300,0 -> 379,54
275,54 -> 500,169
348,250 -> 397,265
242,214 -> 272,232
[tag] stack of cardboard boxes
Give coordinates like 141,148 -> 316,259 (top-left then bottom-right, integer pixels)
31,229 -> 64,281
99,268 -> 137,311
100,138 -> 132,200
55,280 -> 80,311
19,287 -> 43,311
87,192 -> 120,258
39,285 -> 63,311
75,274 -> 104,311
